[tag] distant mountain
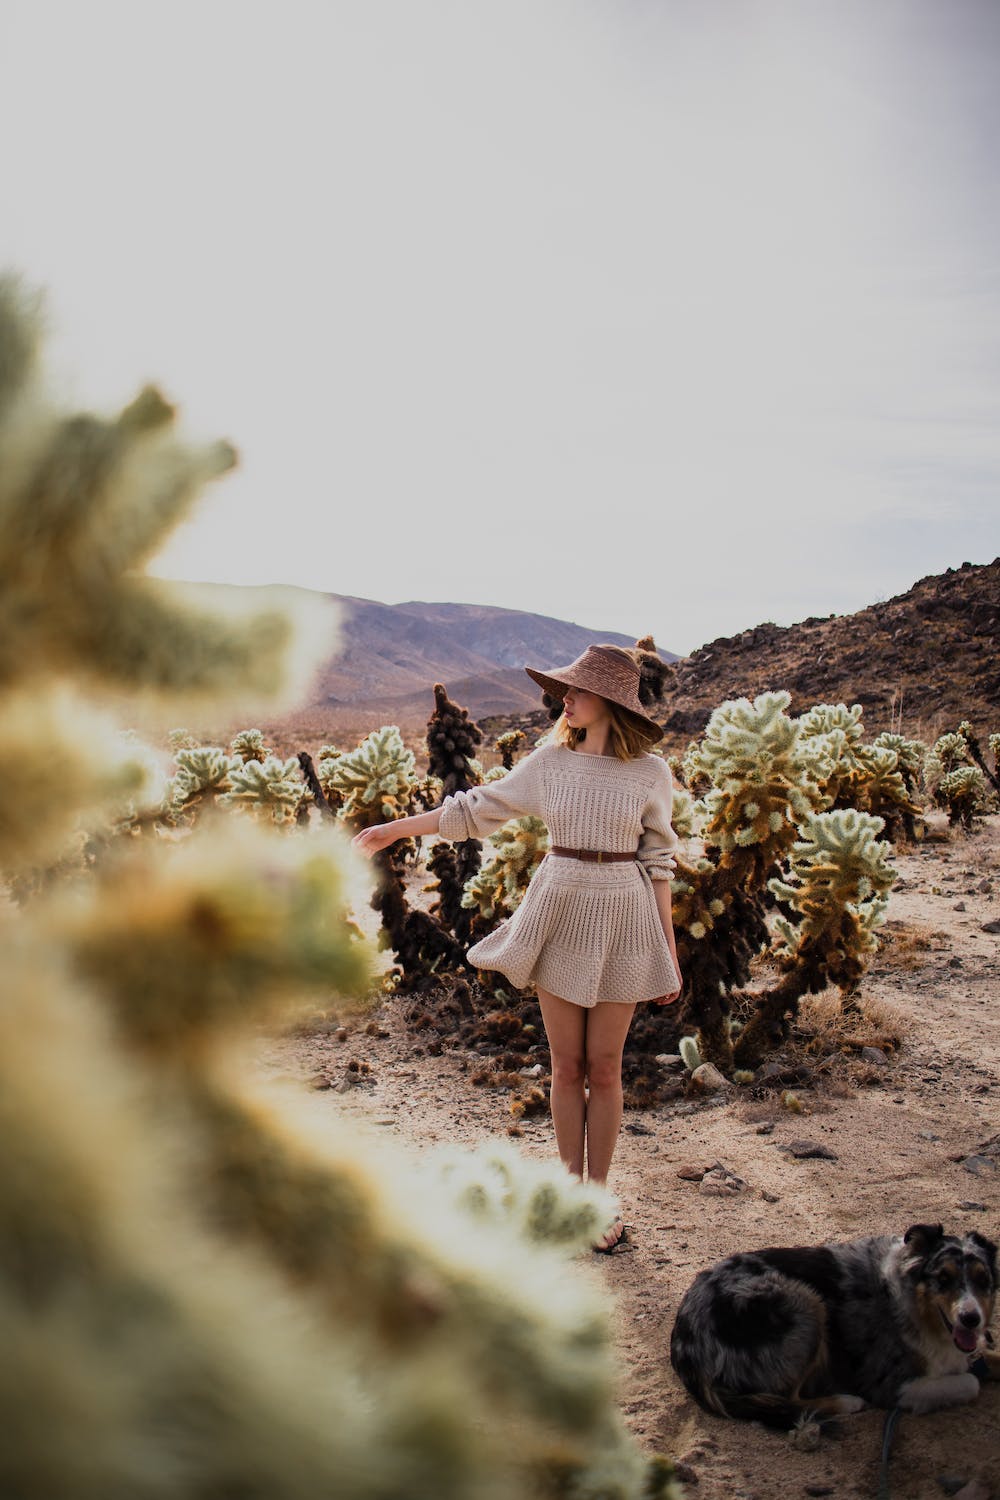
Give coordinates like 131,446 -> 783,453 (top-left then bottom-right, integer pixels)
309,594 -> 677,718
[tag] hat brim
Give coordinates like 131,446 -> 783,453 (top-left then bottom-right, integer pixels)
524,666 -> 664,744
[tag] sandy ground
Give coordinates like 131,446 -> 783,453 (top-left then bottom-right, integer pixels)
262,813 -> 1000,1500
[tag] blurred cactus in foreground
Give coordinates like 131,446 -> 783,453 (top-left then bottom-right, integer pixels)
0,278 -> 677,1500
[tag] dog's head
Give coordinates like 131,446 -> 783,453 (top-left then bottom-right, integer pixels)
902,1223 -> 998,1355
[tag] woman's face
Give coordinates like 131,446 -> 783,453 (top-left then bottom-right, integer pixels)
562,687 -> 611,732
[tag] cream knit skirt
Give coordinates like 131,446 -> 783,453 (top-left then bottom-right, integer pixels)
466,854 -> 679,1008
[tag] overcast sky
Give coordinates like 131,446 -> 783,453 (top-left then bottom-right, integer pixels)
2,0 -> 998,655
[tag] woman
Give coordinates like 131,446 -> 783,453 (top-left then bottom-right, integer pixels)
353,644 -> 683,1252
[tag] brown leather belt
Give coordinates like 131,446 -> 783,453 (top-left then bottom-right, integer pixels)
549,846 -> 637,864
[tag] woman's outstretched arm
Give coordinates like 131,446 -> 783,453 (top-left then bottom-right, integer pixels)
352,807 -> 442,857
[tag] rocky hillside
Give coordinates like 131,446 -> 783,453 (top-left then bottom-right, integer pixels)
654,557 -> 1000,747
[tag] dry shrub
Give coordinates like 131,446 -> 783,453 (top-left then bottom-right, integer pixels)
876,920 -> 953,970
793,989 -> 907,1057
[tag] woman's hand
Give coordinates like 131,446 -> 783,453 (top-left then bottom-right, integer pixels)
649,972 -> 683,1006
352,823 -> 401,857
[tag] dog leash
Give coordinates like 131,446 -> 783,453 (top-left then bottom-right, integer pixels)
876,1406 -> 902,1500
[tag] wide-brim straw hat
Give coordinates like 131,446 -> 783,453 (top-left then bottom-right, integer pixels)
525,644 -> 664,743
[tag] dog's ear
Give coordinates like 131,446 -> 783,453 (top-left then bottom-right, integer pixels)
969,1232 -> 998,1276
903,1223 -> 945,1257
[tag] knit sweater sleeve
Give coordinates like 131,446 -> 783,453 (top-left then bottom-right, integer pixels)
438,750 -> 544,841
636,758 -> 679,880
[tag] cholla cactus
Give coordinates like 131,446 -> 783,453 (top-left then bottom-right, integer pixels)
0,687 -> 158,873
462,814 -> 550,926
169,744 -> 239,818
320,725 -> 463,984
937,765 -> 995,828
425,684 -> 483,943
796,705 -> 921,838
427,682 -> 483,797
323,725 -> 417,831
0,280 -> 677,1500
669,784 -> 703,840
496,729 -> 526,769
220,755 -> 306,824
733,809 -> 895,1064
923,731 -> 971,798
957,720 -> 1000,797
672,692 -> 827,1069
230,727 -> 269,763
871,731 -> 926,792
690,692 -> 825,860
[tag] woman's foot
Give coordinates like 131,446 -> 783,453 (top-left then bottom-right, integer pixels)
593,1216 -> 626,1254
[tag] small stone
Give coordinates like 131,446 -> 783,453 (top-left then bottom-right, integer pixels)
755,1122 -> 775,1135
760,1189 -> 781,1203
978,879 -> 994,894
700,1166 -> 748,1197
962,1155 -> 998,1176
655,1053 -> 683,1069
860,1046 -> 888,1065
918,1130 -> 943,1141
691,1062 -> 729,1092
677,1163 -> 707,1181
981,919 -> 1000,934
780,1139 -> 839,1161
958,1200 -> 987,1212
947,957 -> 963,968
953,901 -> 967,912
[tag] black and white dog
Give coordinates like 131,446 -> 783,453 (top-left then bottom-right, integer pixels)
670,1223 -> 999,1427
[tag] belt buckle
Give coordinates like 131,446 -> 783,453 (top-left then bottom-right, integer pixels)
596,850 -> 604,865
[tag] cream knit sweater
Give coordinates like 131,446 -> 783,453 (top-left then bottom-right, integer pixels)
439,744 -> 679,1007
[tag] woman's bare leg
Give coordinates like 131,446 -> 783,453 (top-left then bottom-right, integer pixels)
583,1001 -> 637,1186
536,988 -> 587,1178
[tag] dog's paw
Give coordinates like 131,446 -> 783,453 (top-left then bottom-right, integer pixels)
899,1372 -> 980,1413
833,1395 -> 866,1414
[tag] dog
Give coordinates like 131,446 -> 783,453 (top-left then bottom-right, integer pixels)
669,1223 -> 999,1427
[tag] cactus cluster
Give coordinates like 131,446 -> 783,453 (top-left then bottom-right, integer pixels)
0,279 -> 678,1500
318,725 -> 418,831
924,726 -> 998,827
219,754 -> 307,824
670,692 -> 903,1073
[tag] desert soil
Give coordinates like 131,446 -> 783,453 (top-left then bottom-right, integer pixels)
261,813 -> 1000,1500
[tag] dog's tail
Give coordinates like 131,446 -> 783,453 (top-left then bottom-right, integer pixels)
709,1389 -> 812,1429
708,1387 -> 861,1429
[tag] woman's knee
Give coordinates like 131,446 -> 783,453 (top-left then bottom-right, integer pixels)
550,1051 -> 587,1088
585,1052 -> 624,1091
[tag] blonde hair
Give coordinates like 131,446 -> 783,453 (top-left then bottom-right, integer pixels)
551,701 -> 657,761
